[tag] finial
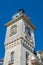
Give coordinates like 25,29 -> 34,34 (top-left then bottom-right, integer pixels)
18,9 -> 25,13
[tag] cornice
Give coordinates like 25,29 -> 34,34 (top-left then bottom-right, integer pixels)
4,14 -> 36,30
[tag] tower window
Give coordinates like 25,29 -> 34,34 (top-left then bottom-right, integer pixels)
26,52 -> 29,65
8,52 -> 14,65
11,52 -> 14,63
25,26 -> 31,37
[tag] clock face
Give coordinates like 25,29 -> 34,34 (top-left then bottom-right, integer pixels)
10,25 -> 17,36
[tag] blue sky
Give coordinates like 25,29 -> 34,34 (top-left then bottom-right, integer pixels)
0,0 -> 43,59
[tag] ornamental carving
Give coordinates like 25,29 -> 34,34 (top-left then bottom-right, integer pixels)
10,25 -> 17,36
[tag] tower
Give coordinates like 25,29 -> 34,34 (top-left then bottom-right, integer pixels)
3,9 -> 35,65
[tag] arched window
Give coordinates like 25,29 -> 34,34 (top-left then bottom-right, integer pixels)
25,26 -> 31,37
8,52 -> 14,65
11,52 -> 14,62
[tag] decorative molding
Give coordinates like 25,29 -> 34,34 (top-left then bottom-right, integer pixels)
4,14 -> 35,30
5,37 -> 34,51
22,42 -> 33,53
5,37 -> 33,48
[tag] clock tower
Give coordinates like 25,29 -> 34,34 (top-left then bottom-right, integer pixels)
3,9 -> 35,65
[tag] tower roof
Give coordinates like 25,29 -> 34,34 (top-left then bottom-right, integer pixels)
4,9 -> 36,30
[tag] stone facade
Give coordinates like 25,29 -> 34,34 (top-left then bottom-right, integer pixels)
3,9 -> 43,65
